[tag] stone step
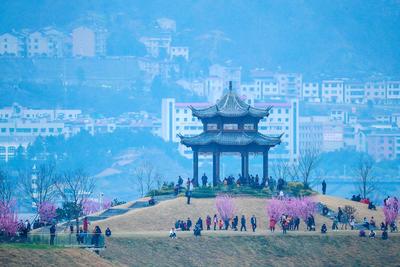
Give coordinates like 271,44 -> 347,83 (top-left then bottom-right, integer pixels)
99,208 -> 130,217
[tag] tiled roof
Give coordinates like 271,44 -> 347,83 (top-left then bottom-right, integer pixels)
190,90 -> 271,118
178,131 -> 282,147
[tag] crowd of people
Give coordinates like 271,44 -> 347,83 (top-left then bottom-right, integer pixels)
171,214 -> 258,238
174,174 -> 286,193
350,194 -> 377,210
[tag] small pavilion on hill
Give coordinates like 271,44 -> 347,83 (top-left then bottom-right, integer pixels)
178,82 -> 282,187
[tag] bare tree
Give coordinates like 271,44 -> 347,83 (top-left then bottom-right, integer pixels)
0,169 -> 13,203
55,169 -> 95,229
19,163 -> 59,212
290,147 -> 321,188
353,155 -> 376,199
271,158 -> 291,182
130,162 -> 159,197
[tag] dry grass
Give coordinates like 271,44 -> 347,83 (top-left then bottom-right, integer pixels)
316,195 -> 385,223
95,196 -> 337,233
102,234 -> 400,267
0,246 -> 120,267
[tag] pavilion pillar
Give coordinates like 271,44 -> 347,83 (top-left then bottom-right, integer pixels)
263,150 -> 269,187
213,151 -> 220,186
193,150 -> 199,187
241,152 -> 249,184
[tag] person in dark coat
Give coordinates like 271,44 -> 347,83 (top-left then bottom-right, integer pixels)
240,215 -> 247,231
201,173 -> 208,187
186,218 -> 192,231
233,216 -> 238,231
250,215 -> 257,232
322,180 -> 327,195
49,224 -> 56,245
321,224 -> 327,234
105,227 -> 112,237
196,217 -> 203,230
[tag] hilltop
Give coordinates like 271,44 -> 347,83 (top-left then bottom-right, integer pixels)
95,194 -> 385,233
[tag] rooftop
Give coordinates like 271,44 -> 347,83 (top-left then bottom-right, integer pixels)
178,131 -> 282,147
190,85 -> 271,119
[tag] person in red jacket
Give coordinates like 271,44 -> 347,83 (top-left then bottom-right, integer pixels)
269,218 -> 276,232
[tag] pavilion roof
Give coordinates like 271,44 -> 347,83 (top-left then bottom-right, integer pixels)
178,131 -> 282,147
190,90 -> 271,118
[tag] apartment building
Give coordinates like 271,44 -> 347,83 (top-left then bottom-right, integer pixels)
72,26 -> 107,57
0,33 -> 24,56
302,82 -> 320,102
344,82 -> 365,104
322,80 -> 344,103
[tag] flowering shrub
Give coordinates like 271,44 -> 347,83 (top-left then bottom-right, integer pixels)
82,198 -> 111,216
383,197 -> 399,224
215,194 -> 235,221
38,202 -> 57,224
266,197 -> 317,222
0,200 -> 18,236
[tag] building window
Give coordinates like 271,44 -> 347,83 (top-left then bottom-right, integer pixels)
223,124 -> 238,130
207,124 -> 218,131
244,124 -> 254,130
0,146 -> 5,153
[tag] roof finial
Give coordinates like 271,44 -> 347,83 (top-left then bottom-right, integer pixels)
229,81 -> 233,92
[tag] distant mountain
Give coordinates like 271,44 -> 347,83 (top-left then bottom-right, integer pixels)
1,0 -> 400,77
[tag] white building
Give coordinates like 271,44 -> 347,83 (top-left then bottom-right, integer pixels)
161,98 -> 299,162
43,28 -> 70,58
0,33 -> 24,56
387,81 -> 400,104
364,81 -> 386,104
169,46 -> 189,61
27,31 -> 50,57
72,26 -> 107,57
140,36 -> 171,58
275,73 -> 302,97
321,80 -> 344,103
344,82 -> 365,104
302,82 -> 320,102
0,103 -> 81,121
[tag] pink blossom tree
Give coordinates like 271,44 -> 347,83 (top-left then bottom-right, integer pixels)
38,202 -> 57,224
82,198 -> 111,216
267,198 -> 284,221
0,200 -> 18,236
295,197 -> 317,222
266,197 -> 316,222
215,194 -> 235,222
383,197 -> 399,224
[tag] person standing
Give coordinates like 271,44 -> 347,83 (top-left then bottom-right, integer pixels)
213,214 -> 218,230
201,173 -> 208,187
250,215 -> 257,232
49,224 -> 56,245
322,180 -> 327,195
240,215 -> 247,232
186,178 -> 193,205
186,217 -> 192,231
206,215 -> 211,230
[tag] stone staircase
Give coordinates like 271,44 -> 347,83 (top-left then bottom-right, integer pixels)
88,194 -> 177,222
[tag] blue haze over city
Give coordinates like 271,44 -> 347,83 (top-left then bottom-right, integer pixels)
0,0 -> 400,214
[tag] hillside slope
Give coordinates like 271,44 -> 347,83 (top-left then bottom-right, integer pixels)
0,246 -> 119,267
95,195 -> 384,233
103,234 -> 400,267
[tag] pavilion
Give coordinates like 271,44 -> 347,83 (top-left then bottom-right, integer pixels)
178,82 -> 282,186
